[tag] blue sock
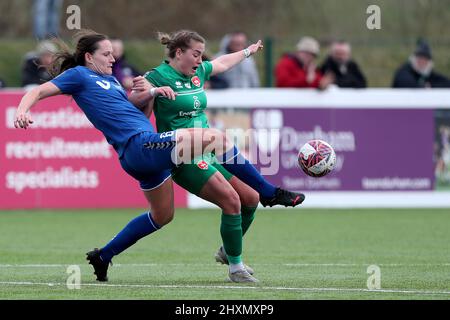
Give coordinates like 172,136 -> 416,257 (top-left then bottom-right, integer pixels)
217,146 -> 276,198
100,212 -> 160,262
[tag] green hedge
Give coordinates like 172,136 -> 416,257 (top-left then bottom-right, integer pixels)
1,38 -> 449,87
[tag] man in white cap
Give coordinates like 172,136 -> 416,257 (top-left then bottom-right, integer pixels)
275,36 -> 333,89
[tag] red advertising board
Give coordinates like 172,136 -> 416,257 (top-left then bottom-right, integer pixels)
0,91 -> 187,209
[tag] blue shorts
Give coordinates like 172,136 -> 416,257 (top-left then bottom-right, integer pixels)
119,131 -> 178,191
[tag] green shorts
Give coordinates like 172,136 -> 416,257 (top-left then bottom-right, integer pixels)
172,153 -> 233,195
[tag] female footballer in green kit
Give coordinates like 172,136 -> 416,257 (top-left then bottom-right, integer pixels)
131,30 -> 259,281
130,30 -> 302,283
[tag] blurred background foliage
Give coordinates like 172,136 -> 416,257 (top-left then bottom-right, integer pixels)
0,0 -> 449,87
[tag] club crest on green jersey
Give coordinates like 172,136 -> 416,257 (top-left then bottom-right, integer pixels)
197,160 -> 209,170
191,76 -> 201,87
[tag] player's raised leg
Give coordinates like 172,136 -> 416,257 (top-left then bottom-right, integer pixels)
175,128 -> 306,207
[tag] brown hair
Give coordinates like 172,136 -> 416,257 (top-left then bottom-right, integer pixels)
47,29 -> 108,77
157,30 -> 205,59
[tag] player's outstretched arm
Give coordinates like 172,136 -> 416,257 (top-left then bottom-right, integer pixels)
14,82 -> 61,129
210,40 -> 263,76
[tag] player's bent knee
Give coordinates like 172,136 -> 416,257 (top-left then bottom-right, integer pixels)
220,189 -> 241,213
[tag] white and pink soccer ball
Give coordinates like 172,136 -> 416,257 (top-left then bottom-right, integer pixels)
298,139 -> 336,178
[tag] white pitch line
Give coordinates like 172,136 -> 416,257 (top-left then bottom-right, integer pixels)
0,264 -> 68,268
284,263 -> 450,267
1,263 -> 450,268
0,281 -> 449,296
0,263 -> 207,268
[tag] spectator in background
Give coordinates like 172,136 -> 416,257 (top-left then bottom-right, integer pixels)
202,52 -> 229,89
21,40 -> 57,87
33,0 -> 63,40
212,32 -> 260,88
0,78 -> 6,88
320,40 -> 367,88
275,36 -> 333,89
392,39 -> 450,88
111,39 -> 141,90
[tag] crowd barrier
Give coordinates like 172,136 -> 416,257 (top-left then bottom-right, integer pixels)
200,88 -> 450,208
1,88 -> 449,209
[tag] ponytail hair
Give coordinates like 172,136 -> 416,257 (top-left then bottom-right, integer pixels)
47,29 -> 108,77
157,30 -> 205,58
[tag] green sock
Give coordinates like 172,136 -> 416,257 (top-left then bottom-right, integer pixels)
220,213 -> 242,264
241,205 -> 257,237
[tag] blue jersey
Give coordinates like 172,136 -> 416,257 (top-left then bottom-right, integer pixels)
51,66 -> 154,157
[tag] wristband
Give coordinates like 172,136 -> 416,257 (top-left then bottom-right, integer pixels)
243,48 -> 251,58
149,87 -> 159,97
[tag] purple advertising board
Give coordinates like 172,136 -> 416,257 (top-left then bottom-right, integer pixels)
251,108 -> 434,191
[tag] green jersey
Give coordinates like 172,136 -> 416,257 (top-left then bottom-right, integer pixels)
144,60 -> 213,132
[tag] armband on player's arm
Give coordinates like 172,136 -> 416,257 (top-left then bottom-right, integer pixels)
128,87 -> 155,111
148,86 -> 177,100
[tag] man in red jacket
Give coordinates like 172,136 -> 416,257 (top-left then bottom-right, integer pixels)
275,36 -> 333,89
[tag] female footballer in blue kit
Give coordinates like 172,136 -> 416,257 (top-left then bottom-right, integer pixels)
14,30 -> 305,283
